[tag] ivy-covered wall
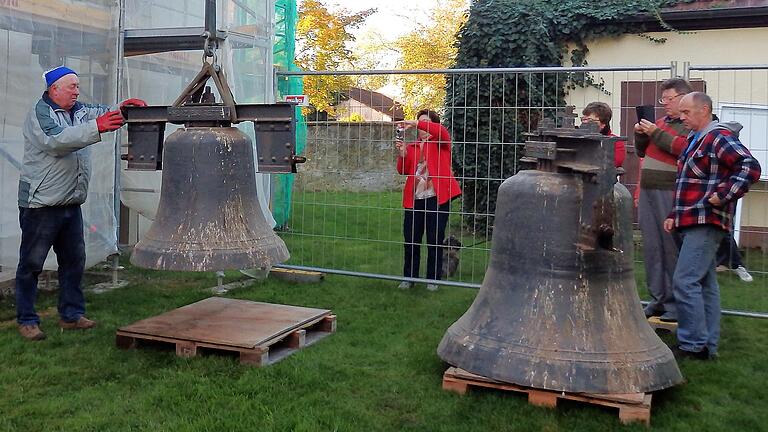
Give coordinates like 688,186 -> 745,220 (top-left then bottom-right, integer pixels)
446,0 -> 687,232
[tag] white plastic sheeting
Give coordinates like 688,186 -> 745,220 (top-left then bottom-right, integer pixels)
0,0 -> 278,282
0,1 -> 120,274
120,0 -> 277,229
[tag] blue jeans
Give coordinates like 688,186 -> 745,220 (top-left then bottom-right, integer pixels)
673,225 -> 725,354
15,206 -> 86,325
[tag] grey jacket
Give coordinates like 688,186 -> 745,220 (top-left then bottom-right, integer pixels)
696,120 -> 743,141
19,93 -> 112,208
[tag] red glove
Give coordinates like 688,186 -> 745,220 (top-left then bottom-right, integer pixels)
96,110 -> 124,133
120,98 -> 148,109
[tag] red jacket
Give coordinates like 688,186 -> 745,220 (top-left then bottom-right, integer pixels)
607,131 -> 626,168
396,121 -> 462,209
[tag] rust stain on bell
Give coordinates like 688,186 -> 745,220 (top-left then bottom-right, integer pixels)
437,116 -> 683,394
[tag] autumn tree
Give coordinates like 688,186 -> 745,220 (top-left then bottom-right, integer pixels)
296,0 -> 375,116
394,0 -> 468,117
351,29 -> 395,92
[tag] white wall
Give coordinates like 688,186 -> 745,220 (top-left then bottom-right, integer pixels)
566,28 -> 768,134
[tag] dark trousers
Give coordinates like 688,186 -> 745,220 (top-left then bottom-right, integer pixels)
403,197 -> 450,280
716,203 -> 744,270
716,234 -> 744,269
15,205 -> 86,324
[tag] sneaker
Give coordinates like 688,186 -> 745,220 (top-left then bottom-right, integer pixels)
426,283 -> 439,291
397,281 -> 413,290
733,266 -> 753,282
18,324 -> 46,341
59,316 -> 97,330
671,345 -> 710,361
715,265 -> 728,272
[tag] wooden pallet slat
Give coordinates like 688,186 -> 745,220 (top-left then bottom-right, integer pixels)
286,329 -> 306,348
528,391 -> 558,408
443,367 -> 652,426
239,350 -> 270,367
648,316 -> 678,332
116,298 -> 336,366
319,314 -> 337,333
176,341 -> 197,358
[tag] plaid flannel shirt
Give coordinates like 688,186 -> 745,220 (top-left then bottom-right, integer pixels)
671,121 -> 761,231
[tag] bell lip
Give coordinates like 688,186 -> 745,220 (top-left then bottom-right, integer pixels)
130,243 -> 290,272
437,328 -> 684,394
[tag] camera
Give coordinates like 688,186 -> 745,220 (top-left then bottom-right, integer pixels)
395,126 -> 405,141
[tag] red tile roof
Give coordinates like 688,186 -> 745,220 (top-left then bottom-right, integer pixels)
344,87 -> 405,121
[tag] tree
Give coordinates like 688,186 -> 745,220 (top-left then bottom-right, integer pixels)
394,0 -> 468,118
296,0 -> 375,116
447,0 -> 684,233
351,28 -> 396,92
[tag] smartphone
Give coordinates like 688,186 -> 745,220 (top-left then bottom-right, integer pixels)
395,126 -> 405,141
636,105 -> 655,123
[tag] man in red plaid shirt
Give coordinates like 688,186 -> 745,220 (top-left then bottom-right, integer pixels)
663,92 -> 761,360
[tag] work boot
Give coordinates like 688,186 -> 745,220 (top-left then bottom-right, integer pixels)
59,316 -> 97,330
18,324 -> 46,341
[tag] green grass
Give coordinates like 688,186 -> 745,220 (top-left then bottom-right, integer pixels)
284,190 -> 493,283
286,190 -> 768,313
0,190 -> 766,431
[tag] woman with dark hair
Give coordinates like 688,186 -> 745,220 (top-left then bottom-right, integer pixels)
395,109 -> 462,291
581,102 -> 626,168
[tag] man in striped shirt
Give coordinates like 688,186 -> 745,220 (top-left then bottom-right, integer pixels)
663,92 -> 761,360
634,78 -> 693,322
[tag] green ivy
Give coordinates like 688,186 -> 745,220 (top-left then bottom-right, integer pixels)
446,0 -> 692,232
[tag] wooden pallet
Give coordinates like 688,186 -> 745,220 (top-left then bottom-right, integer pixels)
270,267 -> 325,283
116,297 -> 336,366
648,316 -> 678,332
442,367 -> 652,426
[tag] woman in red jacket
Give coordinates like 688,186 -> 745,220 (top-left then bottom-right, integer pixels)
395,109 -> 462,291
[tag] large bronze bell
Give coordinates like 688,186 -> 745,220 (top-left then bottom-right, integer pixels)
125,62 -> 297,272
437,117 -> 683,394
129,125 -> 289,271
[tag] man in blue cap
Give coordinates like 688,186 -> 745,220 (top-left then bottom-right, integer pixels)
15,66 -> 146,341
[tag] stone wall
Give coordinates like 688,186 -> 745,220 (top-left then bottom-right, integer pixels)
296,122 -> 406,192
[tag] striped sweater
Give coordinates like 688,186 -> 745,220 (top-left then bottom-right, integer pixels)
634,116 -> 690,190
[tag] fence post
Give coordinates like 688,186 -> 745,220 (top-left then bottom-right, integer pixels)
682,61 -> 691,80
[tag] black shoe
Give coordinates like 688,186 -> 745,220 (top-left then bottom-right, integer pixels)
644,306 -> 663,318
671,345 -> 710,361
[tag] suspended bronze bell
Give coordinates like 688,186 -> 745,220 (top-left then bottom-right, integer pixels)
124,62 -> 298,272
437,116 -> 683,394
130,125 -> 289,271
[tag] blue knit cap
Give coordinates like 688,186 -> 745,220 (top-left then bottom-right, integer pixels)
43,66 -> 77,88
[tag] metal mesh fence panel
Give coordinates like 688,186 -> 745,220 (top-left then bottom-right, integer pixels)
274,65 -> 768,317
